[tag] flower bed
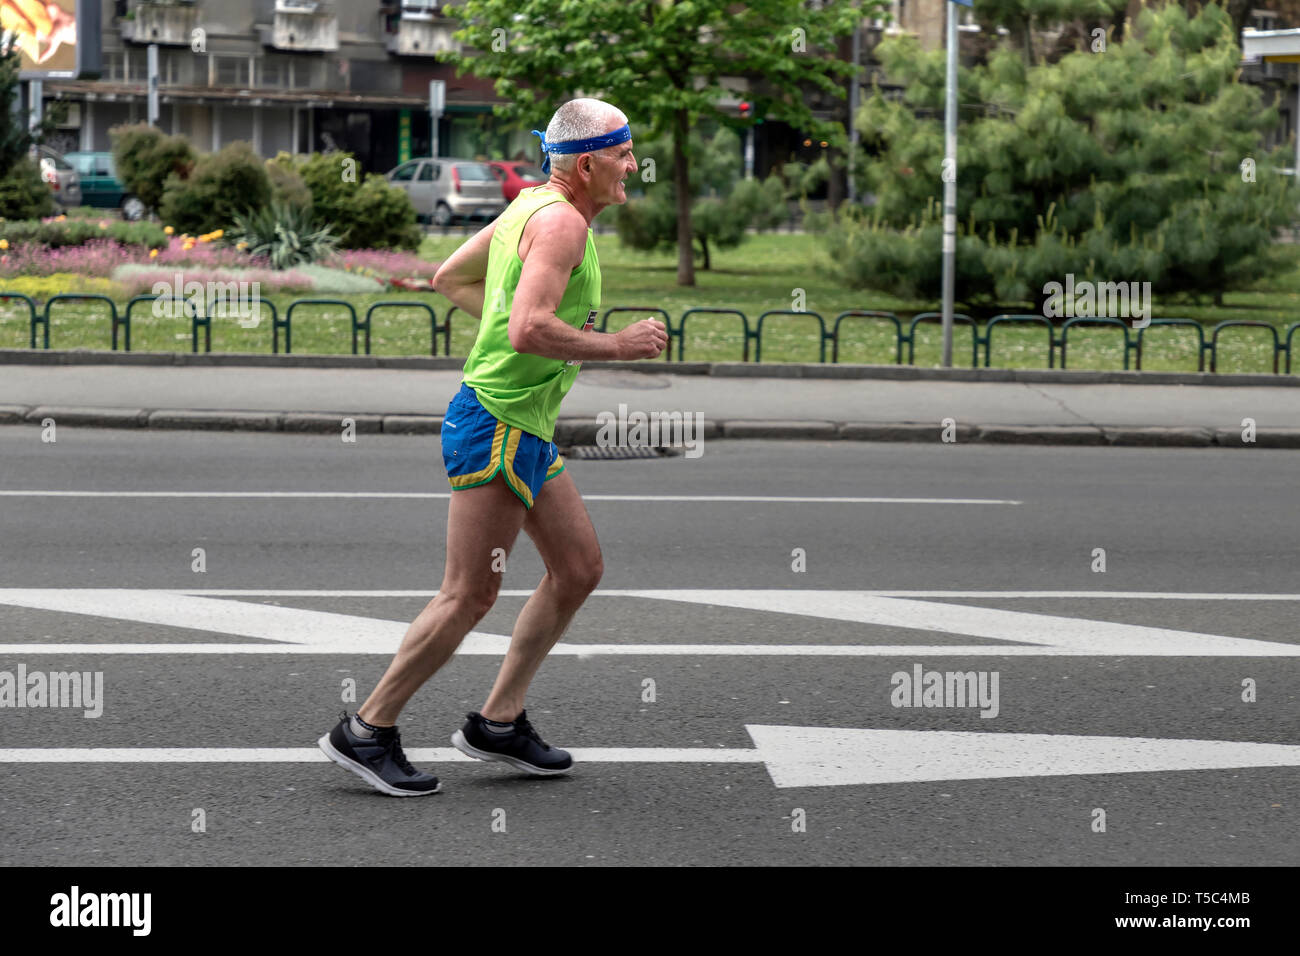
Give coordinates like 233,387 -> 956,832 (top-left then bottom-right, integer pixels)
0,215 -> 438,299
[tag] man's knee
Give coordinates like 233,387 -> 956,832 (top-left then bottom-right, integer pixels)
552,552 -> 603,599
438,579 -> 501,623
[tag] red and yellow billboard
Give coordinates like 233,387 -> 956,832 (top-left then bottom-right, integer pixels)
1,0 -> 77,73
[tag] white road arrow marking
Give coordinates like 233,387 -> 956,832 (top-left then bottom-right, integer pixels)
744,727 -> 1300,788
607,590 -> 1300,656
2,730 -> 1296,790
0,589 -> 1296,656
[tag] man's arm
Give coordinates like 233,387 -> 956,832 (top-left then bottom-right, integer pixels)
509,205 -> 666,362
432,221 -> 496,319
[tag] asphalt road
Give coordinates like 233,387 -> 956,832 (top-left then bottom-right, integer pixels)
0,427 -> 1296,866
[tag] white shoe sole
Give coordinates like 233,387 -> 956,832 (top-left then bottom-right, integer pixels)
317,732 -> 441,797
450,729 -> 572,777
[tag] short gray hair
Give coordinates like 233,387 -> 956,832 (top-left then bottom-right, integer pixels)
544,98 -> 627,173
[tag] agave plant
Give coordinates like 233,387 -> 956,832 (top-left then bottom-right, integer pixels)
227,201 -> 339,270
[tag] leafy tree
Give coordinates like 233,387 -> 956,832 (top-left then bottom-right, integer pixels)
443,0 -> 872,285
829,2 -> 1300,307
615,126 -> 788,269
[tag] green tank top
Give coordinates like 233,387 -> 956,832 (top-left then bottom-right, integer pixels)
461,186 -> 601,442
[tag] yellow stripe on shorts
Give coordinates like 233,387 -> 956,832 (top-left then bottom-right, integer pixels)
500,426 -> 534,508
447,421 -> 507,489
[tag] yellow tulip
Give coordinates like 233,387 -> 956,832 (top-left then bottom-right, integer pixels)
164,226 -> 174,235
0,239 -> 8,250
149,248 -> 159,258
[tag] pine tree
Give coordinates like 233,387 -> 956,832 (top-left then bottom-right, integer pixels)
829,2 -> 1300,306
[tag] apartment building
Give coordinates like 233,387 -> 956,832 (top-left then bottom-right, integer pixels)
39,2 -> 1290,189
43,0 -> 533,174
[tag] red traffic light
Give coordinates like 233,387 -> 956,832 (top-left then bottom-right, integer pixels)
738,100 -> 751,117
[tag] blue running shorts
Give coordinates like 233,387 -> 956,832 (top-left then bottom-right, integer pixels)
440,383 -> 565,510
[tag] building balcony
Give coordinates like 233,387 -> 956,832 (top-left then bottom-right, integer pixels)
259,0 -> 339,53
385,2 -> 457,56
120,0 -> 200,46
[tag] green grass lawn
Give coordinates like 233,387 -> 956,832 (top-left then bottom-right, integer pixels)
2,232 -> 1297,374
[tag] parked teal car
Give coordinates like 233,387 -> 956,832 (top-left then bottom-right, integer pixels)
63,151 -> 147,221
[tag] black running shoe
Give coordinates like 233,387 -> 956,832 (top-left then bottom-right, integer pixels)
451,709 -> 573,776
318,713 -> 441,797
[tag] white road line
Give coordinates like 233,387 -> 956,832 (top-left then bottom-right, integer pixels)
5,729 -> 1298,790
1,588 -> 1296,656
3,642 -> 1290,657
88,590 -> 1300,601
0,747 -> 762,764
0,490 -> 1019,505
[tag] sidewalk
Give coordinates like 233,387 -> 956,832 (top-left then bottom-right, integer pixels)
1,354 -> 1298,446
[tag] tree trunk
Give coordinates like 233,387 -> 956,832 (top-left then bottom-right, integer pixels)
673,108 -> 694,287
698,235 -> 711,271
827,148 -> 843,211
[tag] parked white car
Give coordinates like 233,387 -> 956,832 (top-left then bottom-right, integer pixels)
386,157 -> 507,226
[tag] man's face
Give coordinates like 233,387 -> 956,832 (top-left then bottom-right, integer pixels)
582,132 -> 636,206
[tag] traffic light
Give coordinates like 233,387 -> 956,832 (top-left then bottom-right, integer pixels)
738,101 -> 751,119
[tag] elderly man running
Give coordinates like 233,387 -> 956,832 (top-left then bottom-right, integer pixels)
319,98 -> 668,795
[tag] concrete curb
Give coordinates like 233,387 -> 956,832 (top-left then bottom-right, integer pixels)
2,348 -> 1298,388
3,403 -> 1298,448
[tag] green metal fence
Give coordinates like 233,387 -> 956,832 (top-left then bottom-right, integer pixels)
3,292 -> 1297,375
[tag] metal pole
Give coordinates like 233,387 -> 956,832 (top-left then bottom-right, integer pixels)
847,18 -> 861,204
940,3 -> 958,368
27,79 -> 42,137
429,80 -> 445,159
1295,70 -> 1299,180
147,44 -> 159,125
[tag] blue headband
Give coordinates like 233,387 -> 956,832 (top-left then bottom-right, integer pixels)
530,124 -> 631,175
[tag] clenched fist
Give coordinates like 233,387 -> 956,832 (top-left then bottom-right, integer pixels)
615,318 -> 669,360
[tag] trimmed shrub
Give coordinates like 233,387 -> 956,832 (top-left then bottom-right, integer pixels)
109,123 -> 196,214
0,157 -> 54,220
293,151 -> 422,251
267,152 -> 312,209
159,141 -> 272,236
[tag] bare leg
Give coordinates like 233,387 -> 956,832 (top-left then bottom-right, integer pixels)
480,469 -> 603,722
359,474 -> 526,726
